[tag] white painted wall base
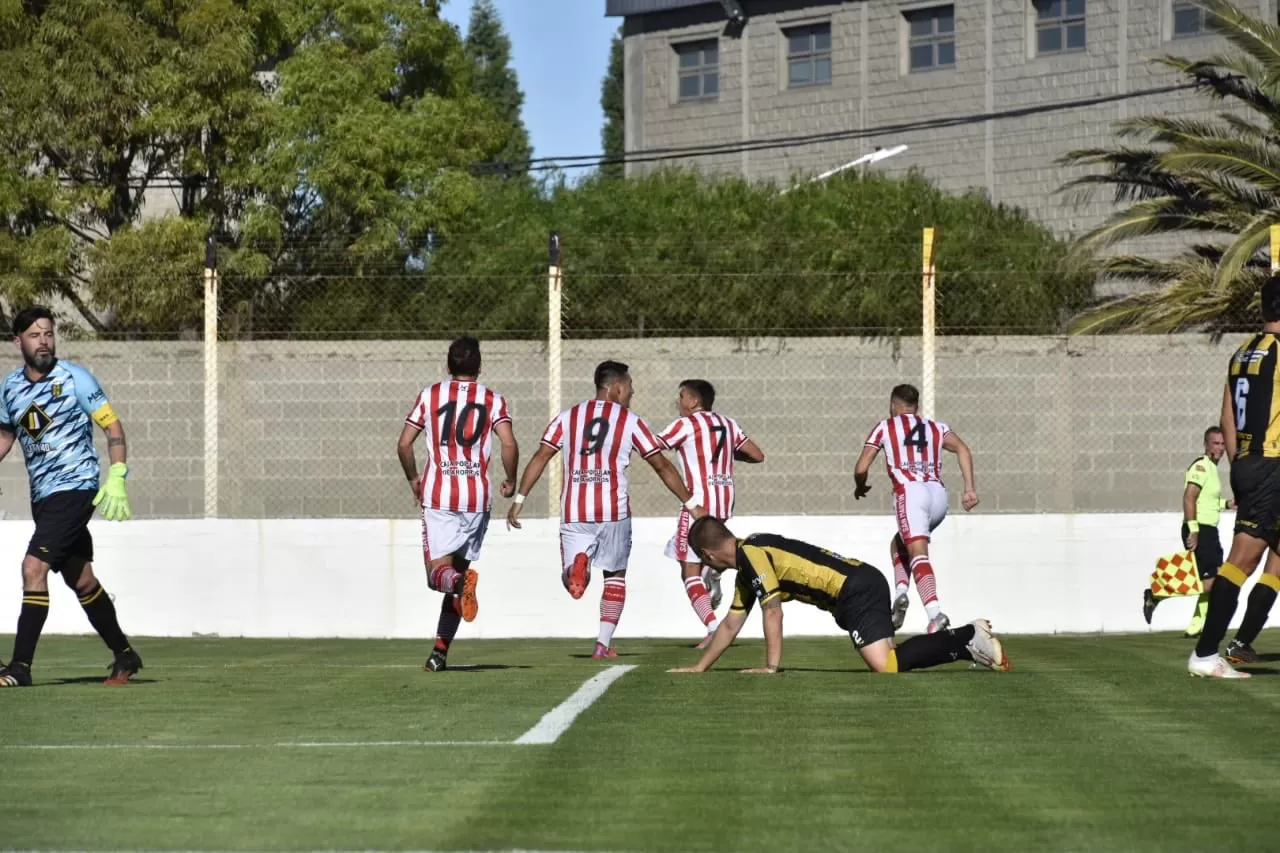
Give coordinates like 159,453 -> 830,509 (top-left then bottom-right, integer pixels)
0,514 -> 1257,641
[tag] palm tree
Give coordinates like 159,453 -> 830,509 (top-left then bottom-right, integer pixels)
1061,0 -> 1280,334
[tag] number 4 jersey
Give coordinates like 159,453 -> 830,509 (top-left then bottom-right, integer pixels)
540,399 -> 663,523
864,414 -> 951,491
405,380 -> 511,512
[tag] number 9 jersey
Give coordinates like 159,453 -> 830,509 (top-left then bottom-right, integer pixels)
540,399 -> 663,523
1227,332 -> 1280,458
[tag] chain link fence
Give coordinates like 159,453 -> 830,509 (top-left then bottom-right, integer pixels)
0,229 -> 1258,520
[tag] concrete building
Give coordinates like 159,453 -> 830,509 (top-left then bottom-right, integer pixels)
605,0 -> 1265,239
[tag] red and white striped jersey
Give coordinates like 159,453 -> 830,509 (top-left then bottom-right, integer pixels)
658,411 -> 748,520
540,399 -> 663,523
405,380 -> 511,512
864,414 -> 951,491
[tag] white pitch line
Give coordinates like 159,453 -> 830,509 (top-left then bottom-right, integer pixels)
0,740 -> 509,751
513,664 -> 636,745
0,665 -> 637,752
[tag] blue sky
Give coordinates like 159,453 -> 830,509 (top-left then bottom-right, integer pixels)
441,0 -> 619,178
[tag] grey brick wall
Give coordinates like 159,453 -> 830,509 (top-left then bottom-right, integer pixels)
621,0 -> 1269,239
0,335 -> 1237,519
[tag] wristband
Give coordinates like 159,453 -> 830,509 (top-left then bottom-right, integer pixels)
513,493 -> 526,505
684,498 -> 699,511
1221,499 -> 1230,510
1186,520 -> 1200,533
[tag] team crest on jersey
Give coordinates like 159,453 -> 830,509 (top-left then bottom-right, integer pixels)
50,382 -> 62,397
18,401 -> 51,440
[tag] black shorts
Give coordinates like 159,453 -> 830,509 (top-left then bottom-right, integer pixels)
1230,455 -> 1280,550
833,563 -> 895,649
28,489 -> 96,570
1182,522 -> 1223,580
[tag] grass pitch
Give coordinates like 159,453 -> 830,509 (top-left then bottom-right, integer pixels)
3,632 -> 1280,853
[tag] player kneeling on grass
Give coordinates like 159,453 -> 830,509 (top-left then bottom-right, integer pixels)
667,517 -> 1010,675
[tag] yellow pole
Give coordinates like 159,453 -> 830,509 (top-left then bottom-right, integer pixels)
921,227 -> 936,420
1270,223 -> 1279,273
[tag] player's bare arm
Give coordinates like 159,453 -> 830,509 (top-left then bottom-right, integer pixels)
1220,381 -> 1237,462
646,452 -> 707,519
741,599 -> 783,674
104,419 -> 127,465
507,443 -> 557,530
494,420 -> 519,498
854,445 -> 879,499
0,424 -> 15,463
396,423 -> 423,505
941,432 -> 979,511
1183,482 -> 1201,550
734,438 -> 765,464
669,608 -> 748,672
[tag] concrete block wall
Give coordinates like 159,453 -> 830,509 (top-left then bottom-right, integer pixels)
0,335 -> 1236,519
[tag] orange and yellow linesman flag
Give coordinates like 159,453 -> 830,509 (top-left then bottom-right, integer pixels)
1150,551 -> 1203,600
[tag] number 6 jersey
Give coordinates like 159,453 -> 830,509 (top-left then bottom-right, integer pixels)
864,414 -> 951,491
540,399 -> 663,523
405,380 -> 511,512
1227,332 -> 1280,458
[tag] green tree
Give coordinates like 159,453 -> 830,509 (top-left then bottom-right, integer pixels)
0,0 -> 290,334
0,0 -> 511,337
463,0 -> 531,177
600,25 -> 625,178
1060,0 -> 1275,334
420,168 -> 1091,338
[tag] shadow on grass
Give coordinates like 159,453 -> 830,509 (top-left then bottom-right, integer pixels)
443,664 -> 532,672
45,676 -> 159,686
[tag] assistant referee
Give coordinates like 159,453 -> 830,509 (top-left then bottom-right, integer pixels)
1176,427 -> 1233,637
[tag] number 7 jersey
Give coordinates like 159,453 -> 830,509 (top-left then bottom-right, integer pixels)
540,400 -> 663,522
657,411 -> 748,519
864,414 -> 951,491
405,380 -> 511,512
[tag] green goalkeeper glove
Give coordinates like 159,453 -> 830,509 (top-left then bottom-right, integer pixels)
93,463 -> 132,521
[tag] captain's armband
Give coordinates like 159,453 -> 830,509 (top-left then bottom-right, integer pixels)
91,403 -> 119,429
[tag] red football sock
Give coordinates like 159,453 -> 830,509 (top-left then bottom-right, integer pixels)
684,576 -> 719,630
598,577 -> 627,647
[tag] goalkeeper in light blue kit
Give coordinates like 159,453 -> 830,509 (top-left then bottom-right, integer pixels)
0,306 -> 138,687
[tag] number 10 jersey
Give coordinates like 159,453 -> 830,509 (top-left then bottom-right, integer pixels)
405,380 -> 511,512
540,399 -> 663,523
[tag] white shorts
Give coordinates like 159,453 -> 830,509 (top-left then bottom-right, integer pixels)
421,509 -> 490,564
894,481 -> 948,543
664,508 -> 728,563
560,518 -> 633,573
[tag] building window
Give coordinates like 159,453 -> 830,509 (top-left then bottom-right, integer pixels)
906,6 -> 956,72
675,40 -> 719,101
1034,0 -> 1086,55
786,23 -> 832,87
1172,0 -> 1218,37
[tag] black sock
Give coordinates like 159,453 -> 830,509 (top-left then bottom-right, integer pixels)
435,595 -> 462,654
78,583 -> 131,655
1235,577 -> 1280,646
11,589 -> 50,668
1196,563 -> 1246,658
896,624 -> 975,672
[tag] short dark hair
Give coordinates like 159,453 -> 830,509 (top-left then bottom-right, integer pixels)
12,306 -> 54,337
594,360 -> 630,390
1264,275 -> 1280,323
679,379 -> 716,410
890,384 -> 920,407
447,336 -> 481,377
1205,425 -> 1224,442
687,516 -> 735,556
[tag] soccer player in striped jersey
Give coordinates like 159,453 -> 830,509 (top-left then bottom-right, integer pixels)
657,379 -> 764,646
854,384 -> 979,635
0,306 -> 140,688
667,517 -> 1010,675
506,360 -> 705,659
398,336 -> 518,672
